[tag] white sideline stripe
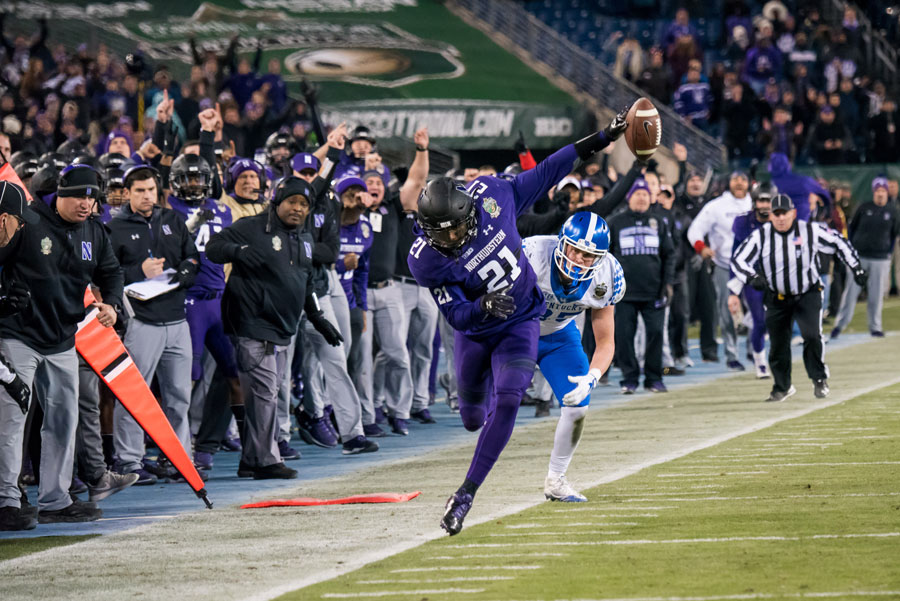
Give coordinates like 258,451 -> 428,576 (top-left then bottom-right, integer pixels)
105,356 -> 134,381
549,590 -> 900,601
706,453 -> 815,457
321,589 -> 484,598
357,577 -> 514,584
635,109 -> 659,117
445,532 -> 900,549
590,492 -> 900,503
390,565 -> 541,573
98,514 -> 179,522
246,372 -> 900,601
669,461 -> 900,468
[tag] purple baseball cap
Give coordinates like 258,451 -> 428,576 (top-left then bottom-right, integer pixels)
291,152 -> 320,173
335,176 -> 367,198
627,178 -> 652,198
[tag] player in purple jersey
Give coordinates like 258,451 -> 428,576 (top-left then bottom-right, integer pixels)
407,107 -> 630,535
165,155 -> 242,406
335,180 -> 374,312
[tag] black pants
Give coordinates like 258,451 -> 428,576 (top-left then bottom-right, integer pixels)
688,260 -> 718,359
765,287 -> 827,394
669,270 -> 689,358
615,300 -> 665,387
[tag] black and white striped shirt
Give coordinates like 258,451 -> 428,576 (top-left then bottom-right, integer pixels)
729,220 -> 860,296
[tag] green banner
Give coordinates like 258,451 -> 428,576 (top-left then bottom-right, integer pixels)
320,99 -> 591,149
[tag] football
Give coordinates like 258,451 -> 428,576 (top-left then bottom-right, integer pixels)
624,97 -> 662,160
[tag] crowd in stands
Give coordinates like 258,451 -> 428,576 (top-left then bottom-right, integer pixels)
0,13 -> 897,532
528,0 -> 900,166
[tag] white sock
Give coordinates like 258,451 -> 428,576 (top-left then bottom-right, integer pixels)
548,405 -> 589,477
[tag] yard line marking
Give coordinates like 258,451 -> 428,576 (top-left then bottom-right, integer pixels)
657,471 -> 768,477
356,577 -> 514,584
589,492 -> 900,503
505,522 -> 640,529
488,530 -> 625,537
533,514 -> 659,519
552,506 -> 678,512
321,588 -> 485,598
426,553 -> 565,560
97,515 -> 179,521
445,532 -> 900,549
679,461 -> 900,468
390,565 -> 541,573
543,590 -> 900,601
706,453 -> 816,457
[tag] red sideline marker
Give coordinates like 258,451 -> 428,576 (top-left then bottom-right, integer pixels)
241,491 -> 421,509
76,288 -> 212,508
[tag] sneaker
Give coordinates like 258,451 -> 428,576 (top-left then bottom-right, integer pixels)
447,396 -> 459,412
374,406 -> 387,425
142,458 -> 176,480
645,381 -> 668,393
752,351 -> 770,379
519,392 -> 537,406
440,490 -> 474,536
726,360 -> 746,372
237,460 -> 254,478
88,471 -> 139,502
298,415 -> 338,448
323,406 -> 340,439
278,439 -> 301,461
813,379 -> 830,398
220,436 -> 242,452
544,474 -> 588,502
38,499 -> 102,523
662,366 -> 685,376
829,327 -> 841,340
871,331 -> 885,338
363,423 -> 386,438
19,494 -> 37,519
388,416 -> 409,436
410,408 -> 436,424
702,354 -> 719,363
193,451 -> 214,471
621,384 -> 636,395
166,468 -> 210,483
69,476 -> 88,495
674,355 -> 693,370
766,385 -> 797,403
126,468 -> 158,486
534,400 -> 552,418
252,462 -> 298,480
0,506 -> 37,531
342,435 -> 380,455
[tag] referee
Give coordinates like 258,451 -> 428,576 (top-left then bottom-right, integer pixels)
729,194 -> 866,402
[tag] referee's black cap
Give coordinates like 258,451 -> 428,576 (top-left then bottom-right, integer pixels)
771,193 -> 794,213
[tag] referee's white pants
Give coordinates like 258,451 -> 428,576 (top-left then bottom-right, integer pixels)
835,258 -> 892,334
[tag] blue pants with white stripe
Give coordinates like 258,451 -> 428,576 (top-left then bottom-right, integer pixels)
537,321 -> 591,408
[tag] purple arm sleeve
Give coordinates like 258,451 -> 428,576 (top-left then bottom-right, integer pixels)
510,144 -> 579,216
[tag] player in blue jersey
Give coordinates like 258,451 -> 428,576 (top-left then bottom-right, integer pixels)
523,212 -> 625,503
407,107 -> 630,535
728,181 -> 776,379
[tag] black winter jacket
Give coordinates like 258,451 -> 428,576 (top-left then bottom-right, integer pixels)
0,200 -> 123,353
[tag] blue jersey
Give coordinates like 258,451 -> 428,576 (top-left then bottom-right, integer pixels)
408,144 -> 579,339
167,195 -> 233,298
336,216 -> 373,310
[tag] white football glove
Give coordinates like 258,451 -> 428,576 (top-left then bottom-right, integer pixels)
562,368 -> 603,406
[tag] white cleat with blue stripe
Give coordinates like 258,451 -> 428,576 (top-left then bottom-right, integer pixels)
544,474 -> 588,502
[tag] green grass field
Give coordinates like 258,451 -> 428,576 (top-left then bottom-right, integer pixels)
290,384 -> 900,601
0,535 -> 97,562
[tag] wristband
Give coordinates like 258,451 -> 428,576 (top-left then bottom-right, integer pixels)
415,145 -> 427,152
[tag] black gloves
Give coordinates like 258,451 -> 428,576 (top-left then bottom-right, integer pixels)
236,244 -> 267,269
853,267 -> 868,287
480,286 -> 515,320
602,105 -> 630,141
0,281 -> 31,318
749,273 -> 768,291
514,130 -> 528,155
169,260 -> 198,290
2,375 -> 30,415
309,312 -> 343,346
